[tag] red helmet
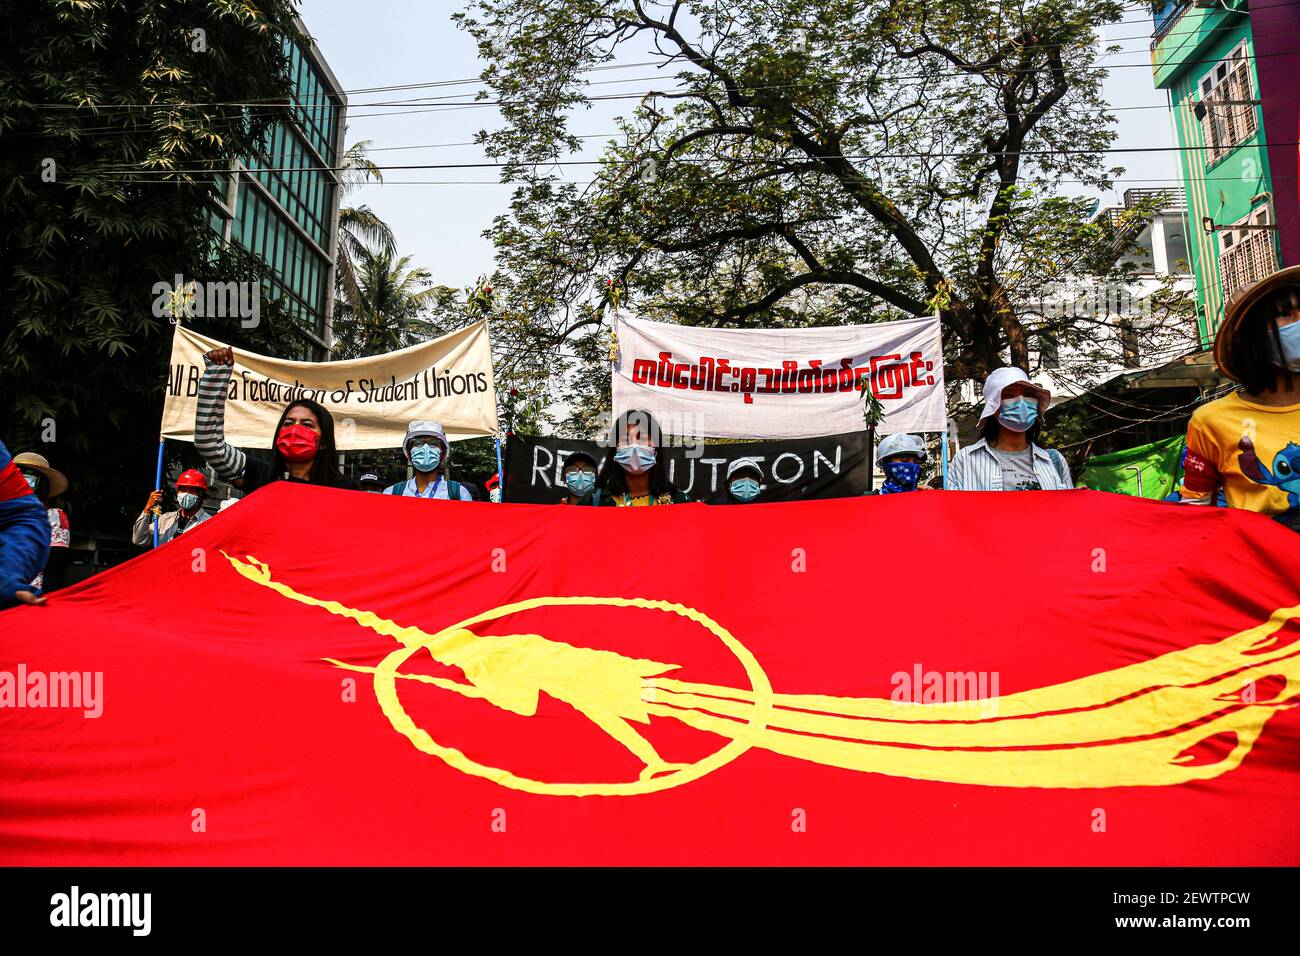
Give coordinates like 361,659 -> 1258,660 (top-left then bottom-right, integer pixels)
175,468 -> 209,491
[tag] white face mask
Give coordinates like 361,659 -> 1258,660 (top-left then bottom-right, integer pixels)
1273,320 -> 1300,372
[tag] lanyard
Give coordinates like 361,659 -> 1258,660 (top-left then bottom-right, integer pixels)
408,476 -> 443,498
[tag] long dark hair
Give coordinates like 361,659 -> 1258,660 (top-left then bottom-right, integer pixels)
1223,285 -> 1300,395
269,399 -> 349,486
593,409 -> 679,498
980,413 -> 1043,449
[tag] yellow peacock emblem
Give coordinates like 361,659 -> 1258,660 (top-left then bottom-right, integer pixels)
222,552 -> 1300,796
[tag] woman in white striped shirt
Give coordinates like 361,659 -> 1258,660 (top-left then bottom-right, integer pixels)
949,368 -> 1073,492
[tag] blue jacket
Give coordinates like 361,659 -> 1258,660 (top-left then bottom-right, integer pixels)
0,439 -> 51,605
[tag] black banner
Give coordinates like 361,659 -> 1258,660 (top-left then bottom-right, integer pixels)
505,431 -> 869,503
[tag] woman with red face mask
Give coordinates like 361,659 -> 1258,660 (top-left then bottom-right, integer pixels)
194,347 -> 357,492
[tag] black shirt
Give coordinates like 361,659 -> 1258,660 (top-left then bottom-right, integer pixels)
242,457 -> 360,493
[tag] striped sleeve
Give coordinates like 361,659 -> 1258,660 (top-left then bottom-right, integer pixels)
194,358 -> 247,482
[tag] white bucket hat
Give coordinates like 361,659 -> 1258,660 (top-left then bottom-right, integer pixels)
403,421 -> 449,462
977,368 -> 1052,427
875,433 -> 927,466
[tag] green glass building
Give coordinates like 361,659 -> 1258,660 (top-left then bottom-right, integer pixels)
210,21 -> 347,359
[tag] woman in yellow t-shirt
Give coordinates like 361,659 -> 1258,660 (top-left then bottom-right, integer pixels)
1179,265 -> 1300,530
577,410 -> 690,507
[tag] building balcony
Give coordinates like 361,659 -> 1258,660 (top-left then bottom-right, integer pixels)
1151,1 -> 1190,51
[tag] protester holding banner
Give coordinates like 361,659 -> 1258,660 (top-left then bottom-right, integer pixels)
559,451 -> 598,504
709,458 -> 763,504
610,312 -> 947,440
132,469 -> 212,546
949,368 -> 1072,492
195,348 -> 358,492
507,431 -> 869,503
0,438 -> 50,608
578,410 -> 690,506
1178,266 -> 1300,530
383,421 -> 473,500
871,434 -> 927,495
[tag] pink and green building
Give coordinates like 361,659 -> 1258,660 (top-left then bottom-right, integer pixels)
1151,0 -> 1300,344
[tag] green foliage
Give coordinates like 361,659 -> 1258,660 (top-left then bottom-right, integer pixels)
330,246 -> 448,358
0,0 -> 306,529
335,139 -> 397,319
455,0 -> 1190,428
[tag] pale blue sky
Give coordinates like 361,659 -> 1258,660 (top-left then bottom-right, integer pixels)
299,1 -> 1181,291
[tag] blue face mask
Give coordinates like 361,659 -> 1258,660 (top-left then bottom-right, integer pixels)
614,444 -> 656,474
997,397 -> 1039,432
22,472 -> 38,490
565,470 -> 595,496
177,491 -> 201,512
410,442 -> 442,473
882,460 -> 922,491
1275,321 -> 1300,372
729,478 -> 760,501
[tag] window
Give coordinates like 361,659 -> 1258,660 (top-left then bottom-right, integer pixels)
234,186 -> 251,246
267,217 -> 281,276
1218,204 -> 1277,301
247,191 -> 263,259
1164,223 -> 1191,275
1195,42 -> 1257,165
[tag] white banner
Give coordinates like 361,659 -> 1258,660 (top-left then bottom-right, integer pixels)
160,323 -> 498,450
610,313 -> 946,439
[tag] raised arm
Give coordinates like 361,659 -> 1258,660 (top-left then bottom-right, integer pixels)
194,347 -> 248,487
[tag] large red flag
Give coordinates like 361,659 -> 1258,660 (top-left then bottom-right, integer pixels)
2,485 -> 1298,865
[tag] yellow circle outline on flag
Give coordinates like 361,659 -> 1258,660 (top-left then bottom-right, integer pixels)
219,552 -> 1300,791
371,595 -> 774,796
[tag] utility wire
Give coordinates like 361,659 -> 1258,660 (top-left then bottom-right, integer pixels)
83,139 -> 1300,178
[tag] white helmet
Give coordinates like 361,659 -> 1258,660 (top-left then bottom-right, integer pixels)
876,432 -> 927,466
402,420 -> 449,462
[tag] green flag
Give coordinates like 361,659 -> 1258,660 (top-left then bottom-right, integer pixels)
1079,434 -> 1186,499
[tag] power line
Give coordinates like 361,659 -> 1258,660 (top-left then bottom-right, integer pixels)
13,36 -> 1287,141
85,138 -> 1300,179
14,3 -> 1161,117
336,43 -> 1300,113
16,59 -> 666,110
1057,382 -> 1237,449
16,29 -> 1300,116
84,85 -> 1266,168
